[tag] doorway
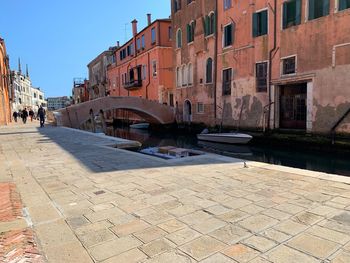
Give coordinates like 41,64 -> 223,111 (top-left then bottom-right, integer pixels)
280,83 -> 307,129
183,100 -> 192,123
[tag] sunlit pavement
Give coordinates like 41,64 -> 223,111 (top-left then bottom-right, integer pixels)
1,123 -> 350,262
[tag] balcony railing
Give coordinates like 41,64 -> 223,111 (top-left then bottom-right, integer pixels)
123,79 -> 142,90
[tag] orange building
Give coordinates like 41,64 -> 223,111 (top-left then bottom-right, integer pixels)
107,15 -> 174,106
0,37 -> 12,125
216,0 -> 350,134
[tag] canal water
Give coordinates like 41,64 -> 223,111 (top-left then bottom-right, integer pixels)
105,126 -> 350,177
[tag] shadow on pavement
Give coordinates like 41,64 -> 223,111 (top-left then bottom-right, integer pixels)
37,126 -> 242,173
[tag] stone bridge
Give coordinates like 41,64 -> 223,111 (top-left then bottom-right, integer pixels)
55,96 -> 176,128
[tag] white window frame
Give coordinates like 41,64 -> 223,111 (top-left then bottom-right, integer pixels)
280,54 -> 298,77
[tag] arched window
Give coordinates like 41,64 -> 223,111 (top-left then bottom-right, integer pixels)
206,58 -> 213,83
176,67 -> 181,87
188,63 -> 193,85
182,65 -> 187,86
205,12 -> 216,36
176,29 -> 182,48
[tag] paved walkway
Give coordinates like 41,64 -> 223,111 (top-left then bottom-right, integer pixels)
1,123 -> 350,263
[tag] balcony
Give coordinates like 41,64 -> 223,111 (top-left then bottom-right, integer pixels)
124,79 -> 142,90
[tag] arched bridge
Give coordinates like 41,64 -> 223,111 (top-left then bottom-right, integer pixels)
55,96 -> 176,128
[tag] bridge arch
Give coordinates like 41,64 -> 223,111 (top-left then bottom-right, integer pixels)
56,97 -> 175,128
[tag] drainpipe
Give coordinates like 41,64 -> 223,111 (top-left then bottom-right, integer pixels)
268,0 -> 277,131
214,0 -> 218,121
145,52 -> 151,99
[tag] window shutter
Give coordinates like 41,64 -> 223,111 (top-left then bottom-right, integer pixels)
323,0 -> 330,16
309,0 -> 315,20
252,13 -> 258,37
213,11 -> 217,34
232,23 -> 235,44
295,0 -> 301,25
187,24 -> 190,43
205,16 -> 210,36
282,2 -> 288,29
261,10 -> 268,35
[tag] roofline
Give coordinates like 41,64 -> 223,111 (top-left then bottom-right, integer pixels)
87,48 -> 118,67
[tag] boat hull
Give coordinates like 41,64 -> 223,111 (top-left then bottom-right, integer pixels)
130,123 -> 150,129
197,133 -> 252,144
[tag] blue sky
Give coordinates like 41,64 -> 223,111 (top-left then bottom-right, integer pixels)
0,0 -> 171,97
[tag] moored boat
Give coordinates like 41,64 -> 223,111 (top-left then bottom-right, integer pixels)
130,122 -> 150,129
197,133 -> 253,144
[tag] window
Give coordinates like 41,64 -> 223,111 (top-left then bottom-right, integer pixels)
197,102 -> 204,113
168,26 -> 172,40
224,0 -> 232,10
222,68 -> 232,95
142,65 -> 147,80
252,10 -> 268,37
308,0 -> 329,20
152,61 -> 157,76
141,35 -> 145,49
187,0 -> 194,4
176,67 -> 181,87
176,29 -> 182,48
283,0 -> 301,29
119,49 -> 126,60
256,62 -> 268,92
339,0 -> 350,11
151,27 -> 156,44
206,58 -> 213,83
282,56 -> 296,75
34,93 -> 37,98
137,38 -> 141,50
182,65 -> 187,86
204,12 -> 216,36
223,23 -> 234,47
174,0 -> 181,12
188,63 -> 193,85
187,21 -> 195,43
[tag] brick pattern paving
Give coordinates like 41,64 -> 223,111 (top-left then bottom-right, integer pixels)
0,229 -> 44,263
0,183 -> 22,222
1,124 -> 350,262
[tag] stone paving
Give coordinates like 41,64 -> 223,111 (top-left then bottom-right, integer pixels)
1,123 -> 350,262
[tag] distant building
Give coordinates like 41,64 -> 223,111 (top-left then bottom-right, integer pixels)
72,78 -> 88,104
11,61 -> 47,113
87,47 -> 118,100
107,14 -> 174,105
47,96 -> 72,110
0,37 -> 12,125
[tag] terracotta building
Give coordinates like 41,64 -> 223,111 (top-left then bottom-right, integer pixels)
87,47 -> 118,100
107,15 -> 174,105
72,78 -> 89,104
173,0 -> 350,134
171,0 -> 218,124
0,37 -> 12,125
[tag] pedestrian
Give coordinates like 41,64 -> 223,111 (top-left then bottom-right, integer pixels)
38,105 -> 46,128
29,109 -> 34,122
22,108 -> 28,124
13,111 -> 18,122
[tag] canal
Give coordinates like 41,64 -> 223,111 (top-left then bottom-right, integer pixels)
104,126 -> 350,177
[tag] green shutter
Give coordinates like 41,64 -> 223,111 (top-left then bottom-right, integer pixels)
282,2 -> 288,29
309,0 -> 315,20
213,11 -> 217,34
261,10 -> 268,35
252,13 -> 258,37
295,0 -> 301,25
323,0 -> 330,16
205,15 -> 210,36
186,24 -> 190,43
339,0 -> 349,10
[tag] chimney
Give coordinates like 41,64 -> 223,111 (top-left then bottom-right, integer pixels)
132,19 -> 138,36
147,14 -> 152,26
117,41 -> 120,48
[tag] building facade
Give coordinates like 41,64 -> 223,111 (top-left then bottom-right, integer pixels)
31,87 -> 47,111
47,96 -> 72,111
72,78 -> 88,104
172,0 -> 350,134
87,47 -> 118,100
171,0 -> 218,124
107,15 -> 174,105
0,37 -> 12,125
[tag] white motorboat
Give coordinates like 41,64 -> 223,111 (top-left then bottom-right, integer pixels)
130,122 -> 150,129
197,132 -> 253,144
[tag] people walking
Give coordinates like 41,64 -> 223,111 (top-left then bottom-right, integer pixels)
38,106 -> 46,128
22,108 -> 28,124
13,111 -> 18,122
29,109 -> 34,122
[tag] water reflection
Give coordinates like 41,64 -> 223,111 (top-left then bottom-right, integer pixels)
105,126 -> 350,177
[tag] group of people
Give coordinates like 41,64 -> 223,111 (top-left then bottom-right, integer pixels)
13,106 -> 46,127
